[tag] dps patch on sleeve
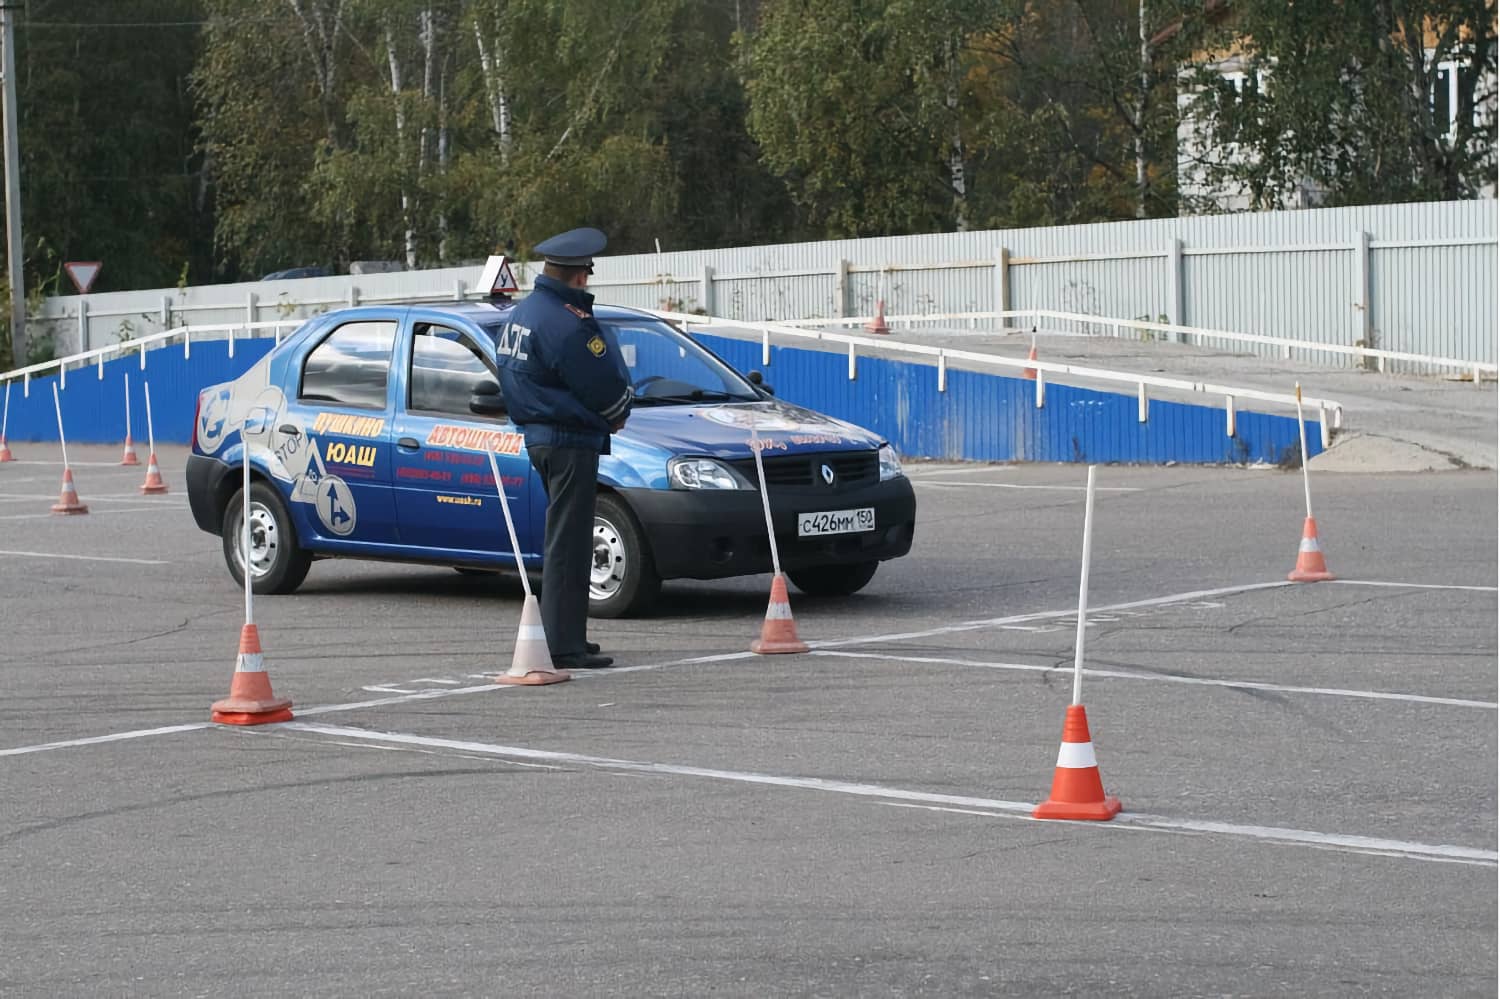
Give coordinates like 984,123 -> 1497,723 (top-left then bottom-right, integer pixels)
586,335 -> 607,357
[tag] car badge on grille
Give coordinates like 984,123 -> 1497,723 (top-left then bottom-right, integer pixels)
820,463 -> 835,486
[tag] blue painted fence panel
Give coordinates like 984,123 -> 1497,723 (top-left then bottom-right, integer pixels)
1,335 -> 1318,465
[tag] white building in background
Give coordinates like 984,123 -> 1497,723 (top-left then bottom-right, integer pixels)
1177,48 -> 1497,214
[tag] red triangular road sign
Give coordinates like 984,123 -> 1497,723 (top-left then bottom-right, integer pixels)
64,261 -> 102,294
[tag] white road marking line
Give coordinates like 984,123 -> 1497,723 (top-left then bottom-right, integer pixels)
0,505 -> 179,521
1332,580 -> 1498,593
3,460 -> 140,468
0,723 -> 208,757
906,465 -> 1017,478
813,651 -> 1498,710
0,549 -> 170,565
0,492 -> 185,502
914,481 -> 1141,493
279,721 -> 1498,867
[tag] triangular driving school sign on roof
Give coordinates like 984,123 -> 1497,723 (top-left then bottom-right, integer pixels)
478,255 -> 518,297
64,261 -> 102,295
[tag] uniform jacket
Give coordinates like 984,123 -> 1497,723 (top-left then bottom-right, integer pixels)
497,274 -> 632,454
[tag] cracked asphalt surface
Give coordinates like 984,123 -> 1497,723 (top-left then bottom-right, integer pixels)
1,445 -> 1495,997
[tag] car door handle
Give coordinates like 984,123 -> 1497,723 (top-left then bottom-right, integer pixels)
397,437 -> 421,451
278,424 -> 299,435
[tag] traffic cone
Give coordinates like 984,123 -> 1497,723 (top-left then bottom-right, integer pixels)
120,435 -> 140,466
864,299 -> 890,335
1287,516 -> 1335,582
750,573 -> 809,654
0,436 -> 12,462
497,593 -> 571,686
1033,704 -> 1122,821
211,623 -> 294,725
1023,334 -> 1038,380
140,452 -> 169,494
50,467 -> 89,515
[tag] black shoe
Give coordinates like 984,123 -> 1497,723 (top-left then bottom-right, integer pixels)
552,652 -> 613,669
585,642 -> 601,654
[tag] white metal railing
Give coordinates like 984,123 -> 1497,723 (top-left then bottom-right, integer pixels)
656,310 -> 1345,449
784,308 -> 1498,383
0,320 -> 303,395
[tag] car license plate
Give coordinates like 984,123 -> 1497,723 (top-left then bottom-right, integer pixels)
798,507 -> 876,537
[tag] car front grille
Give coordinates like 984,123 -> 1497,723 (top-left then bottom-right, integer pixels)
728,450 -> 879,490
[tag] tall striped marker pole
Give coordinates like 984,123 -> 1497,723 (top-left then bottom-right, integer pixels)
139,381 -> 168,493
1288,382 -> 1334,581
49,383 -> 87,514
748,425 -> 807,654
1034,464 -> 1120,820
487,448 -> 568,685
0,379 -> 13,461
209,431 -> 293,724
119,373 -> 139,465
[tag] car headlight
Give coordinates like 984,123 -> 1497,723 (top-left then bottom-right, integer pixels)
668,457 -> 749,490
878,444 -> 903,481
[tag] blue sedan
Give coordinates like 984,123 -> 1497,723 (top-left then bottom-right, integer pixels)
185,299 -> 916,616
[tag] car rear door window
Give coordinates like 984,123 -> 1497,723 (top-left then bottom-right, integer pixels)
409,324 -> 497,415
300,320 -> 397,409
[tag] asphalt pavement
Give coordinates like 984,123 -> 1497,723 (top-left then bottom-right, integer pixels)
0,445 -> 1495,997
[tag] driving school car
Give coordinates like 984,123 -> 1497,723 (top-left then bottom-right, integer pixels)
185,294 -> 916,617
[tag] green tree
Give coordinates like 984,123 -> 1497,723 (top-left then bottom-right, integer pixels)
1183,0 -> 1498,207
16,0 -> 213,293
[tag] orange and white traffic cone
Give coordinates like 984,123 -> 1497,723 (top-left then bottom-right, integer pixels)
140,452 -> 169,494
1287,516 -> 1334,582
1033,704 -> 1121,821
750,572 -> 809,654
211,623 -> 294,725
0,436 -> 12,462
497,593 -> 571,686
120,435 -> 140,466
864,299 -> 890,335
1023,334 -> 1039,380
50,467 -> 89,515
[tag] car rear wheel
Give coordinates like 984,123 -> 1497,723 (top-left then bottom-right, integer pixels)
223,481 -> 313,595
589,493 -> 661,618
787,560 -> 879,597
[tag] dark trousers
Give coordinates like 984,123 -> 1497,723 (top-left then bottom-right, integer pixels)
527,445 -> 599,657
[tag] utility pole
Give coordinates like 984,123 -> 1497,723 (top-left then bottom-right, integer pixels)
1,2 -> 23,366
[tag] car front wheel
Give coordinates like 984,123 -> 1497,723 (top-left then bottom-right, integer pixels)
787,560 -> 879,597
222,481 -> 313,595
589,493 -> 661,618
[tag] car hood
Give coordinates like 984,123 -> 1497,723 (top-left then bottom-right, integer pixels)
617,399 -> 883,459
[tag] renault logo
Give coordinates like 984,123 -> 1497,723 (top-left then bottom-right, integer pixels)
820,463 -> 835,486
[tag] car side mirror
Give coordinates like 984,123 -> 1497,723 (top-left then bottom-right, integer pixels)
747,370 -> 775,397
470,379 -> 506,416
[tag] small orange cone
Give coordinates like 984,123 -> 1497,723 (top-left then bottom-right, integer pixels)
140,452 -> 169,494
497,593 -> 571,686
1033,704 -> 1121,821
0,436 -> 12,462
1023,334 -> 1038,380
50,467 -> 89,515
750,572 -> 809,654
864,299 -> 890,335
120,435 -> 140,466
211,623 -> 294,725
1287,516 -> 1334,582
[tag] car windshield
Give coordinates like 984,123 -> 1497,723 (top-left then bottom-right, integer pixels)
481,314 -> 760,405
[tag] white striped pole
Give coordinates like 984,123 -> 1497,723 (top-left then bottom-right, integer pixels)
2,379 -> 9,439
242,433 -> 252,626
749,427 -> 782,578
1295,382 -> 1313,520
1071,465 -> 1098,706
51,383 -> 69,469
144,381 -> 158,456
487,449 -> 531,597
124,372 -> 132,441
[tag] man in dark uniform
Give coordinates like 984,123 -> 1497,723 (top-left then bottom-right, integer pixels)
497,227 -> 632,669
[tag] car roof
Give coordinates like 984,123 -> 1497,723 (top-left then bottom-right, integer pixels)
410,300 -> 663,325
